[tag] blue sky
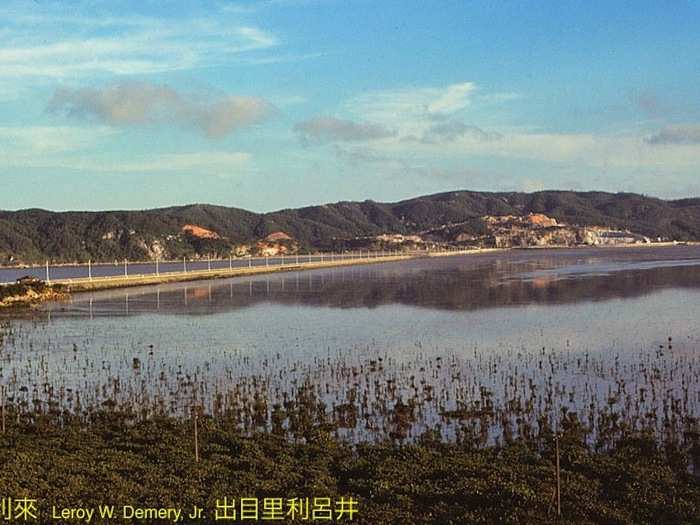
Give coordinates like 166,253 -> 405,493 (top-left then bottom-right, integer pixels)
1,0 -> 699,211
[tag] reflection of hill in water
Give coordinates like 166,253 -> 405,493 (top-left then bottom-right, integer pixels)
48,247 -> 700,317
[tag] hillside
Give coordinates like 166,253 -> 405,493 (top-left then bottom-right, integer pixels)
2,190 -> 700,263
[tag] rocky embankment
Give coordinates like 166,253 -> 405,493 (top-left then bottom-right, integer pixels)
0,281 -> 68,308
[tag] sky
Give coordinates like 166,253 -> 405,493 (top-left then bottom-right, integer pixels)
1,0 -> 699,212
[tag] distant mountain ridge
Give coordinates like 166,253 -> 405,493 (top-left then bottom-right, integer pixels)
2,190 -> 700,263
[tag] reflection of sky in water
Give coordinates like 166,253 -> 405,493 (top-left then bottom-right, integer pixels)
17,286 -> 698,368
1,247 -> 699,442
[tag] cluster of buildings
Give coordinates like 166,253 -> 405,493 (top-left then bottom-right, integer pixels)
448,213 -> 651,248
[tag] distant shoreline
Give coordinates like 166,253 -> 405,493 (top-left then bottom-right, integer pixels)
513,241 -> 699,250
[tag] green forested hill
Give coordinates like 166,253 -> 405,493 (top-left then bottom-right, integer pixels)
1,190 -> 700,263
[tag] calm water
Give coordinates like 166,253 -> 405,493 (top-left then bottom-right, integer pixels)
1,246 -> 699,444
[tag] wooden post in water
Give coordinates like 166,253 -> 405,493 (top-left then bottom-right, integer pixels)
88,260 -> 92,280
46,261 -> 50,284
555,435 -> 562,518
194,411 -> 200,463
183,257 -> 187,273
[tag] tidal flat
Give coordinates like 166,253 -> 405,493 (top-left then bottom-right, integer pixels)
1,247 -> 700,523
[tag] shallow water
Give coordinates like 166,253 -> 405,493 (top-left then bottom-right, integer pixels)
1,246 -> 699,444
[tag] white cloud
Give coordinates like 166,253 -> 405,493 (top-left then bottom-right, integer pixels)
372,129 -> 700,171
413,121 -> 502,144
344,82 -> 478,135
645,124 -> 700,145
0,9 -> 279,82
0,126 -> 116,154
333,81 -> 700,174
426,82 -> 476,115
237,26 -> 278,48
48,82 -> 275,138
294,116 -> 395,143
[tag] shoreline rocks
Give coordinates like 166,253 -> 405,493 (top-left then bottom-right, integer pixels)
0,282 -> 69,309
